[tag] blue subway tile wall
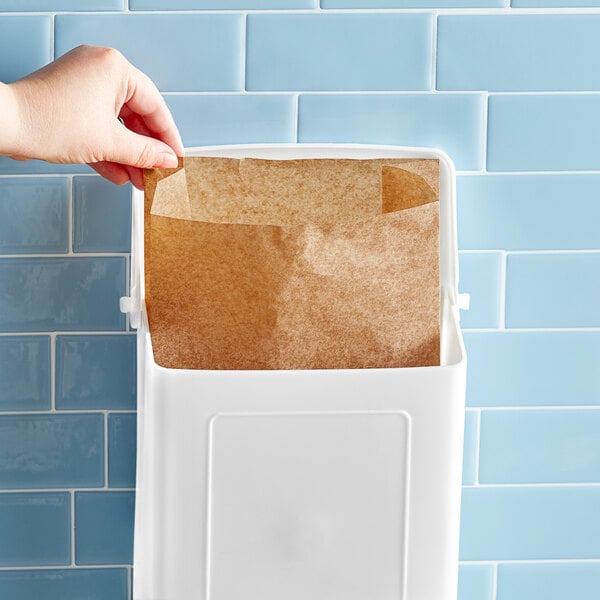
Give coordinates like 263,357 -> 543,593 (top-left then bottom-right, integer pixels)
458,253 -> 503,329
505,253 -> 600,328
458,564 -> 495,600
246,14 -> 433,91
55,335 -> 136,410
0,569 -> 128,600
55,15 -> 243,92
0,178 -> 69,254
438,15 -> 600,91
75,492 -> 135,565
460,486 -> 600,560
0,3 -> 599,599
487,94 -> 600,171
496,562 -> 600,600
165,95 -> 296,146
0,414 -> 104,489
298,93 -> 485,170
0,493 -> 70,566
464,331 -> 600,407
108,414 -> 136,488
0,257 -> 126,332
73,177 -> 131,253
0,336 -> 50,411
479,409 -> 600,483
0,17 -> 51,83
457,174 -> 600,250
462,411 -> 478,485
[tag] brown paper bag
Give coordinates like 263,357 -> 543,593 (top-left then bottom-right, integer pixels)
144,157 -> 440,370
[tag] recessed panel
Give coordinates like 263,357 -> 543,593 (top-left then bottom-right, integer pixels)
208,412 -> 410,600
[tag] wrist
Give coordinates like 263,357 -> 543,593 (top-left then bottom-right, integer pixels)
0,82 -> 26,157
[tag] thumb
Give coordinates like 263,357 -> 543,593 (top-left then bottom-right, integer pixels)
106,124 -> 179,169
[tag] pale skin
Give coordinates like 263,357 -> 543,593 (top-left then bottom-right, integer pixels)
0,44 -> 183,190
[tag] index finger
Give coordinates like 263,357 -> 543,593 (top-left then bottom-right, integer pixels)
122,66 -> 184,156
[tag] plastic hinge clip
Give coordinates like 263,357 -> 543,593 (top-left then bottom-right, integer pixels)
457,293 -> 470,311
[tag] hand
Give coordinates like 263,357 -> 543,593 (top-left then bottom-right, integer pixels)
0,45 -> 183,189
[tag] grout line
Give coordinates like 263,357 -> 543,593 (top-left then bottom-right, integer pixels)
4,7 -> 600,15
473,409 -> 482,486
104,411 -> 109,489
431,12 -> 438,91
70,491 -> 75,566
68,176 -> 74,255
0,253 -> 130,259
482,92 -> 489,172
241,13 -> 247,93
293,93 -> 300,142
0,564 -> 134,571
125,255 -> 131,332
49,14 -> 55,61
0,331 -> 133,337
50,333 -> 56,412
463,405 -> 600,412
0,173 -> 97,179
0,488 -> 135,494
0,410 -> 136,416
492,563 -> 499,600
461,558 -> 600,565
462,481 -> 600,487
507,249 -> 600,255
462,327 -> 600,332
498,251 -> 507,329
159,89 -> 485,96
128,566 -> 132,600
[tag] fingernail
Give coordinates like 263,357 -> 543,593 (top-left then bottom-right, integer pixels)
155,152 -> 178,169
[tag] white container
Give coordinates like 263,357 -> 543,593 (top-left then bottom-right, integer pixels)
124,144 -> 467,600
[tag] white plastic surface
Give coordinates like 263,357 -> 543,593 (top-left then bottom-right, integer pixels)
131,145 -> 467,600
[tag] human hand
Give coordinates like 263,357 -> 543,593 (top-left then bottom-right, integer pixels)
0,45 -> 183,189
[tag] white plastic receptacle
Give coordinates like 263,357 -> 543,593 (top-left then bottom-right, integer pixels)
126,144 -> 467,600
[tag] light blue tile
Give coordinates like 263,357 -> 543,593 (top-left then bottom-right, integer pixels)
458,253 -> 502,329
165,95 -> 295,146
0,178 -> 69,254
458,564 -> 495,600
457,174 -> 600,251
298,94 -> 485,170
0,158 -> 92,176
0,257 -> 126,332
463,410 -> 478,485
0,569 -> 128,600
0,415 -> 104,489
0,17 -> 50,83
480,410 -> 600,484
75,492 -> 134,565
0,336 -> 50,411
246,14 -> 432,91
326,0 -> 504,4
497,562 -> 600,600
506,254 -> 600,328
488,95 -> 600,171
464,331 -> 600,407
108,414 -> 136,488
0,0 -> 123,8
132,0 -> 315,6
55,14 -> 242,92
438,16 -> 600,92
55,335 -> 136,410
0,493 -> 70,566
73,177 -> 131,253
513,0 -> 600,5
460,486 -> 600,560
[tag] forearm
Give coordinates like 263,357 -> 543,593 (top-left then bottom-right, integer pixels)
0,82 -> 24,157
